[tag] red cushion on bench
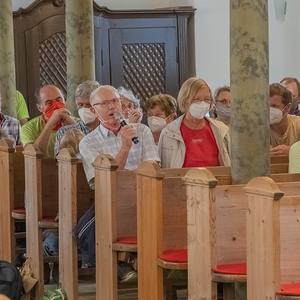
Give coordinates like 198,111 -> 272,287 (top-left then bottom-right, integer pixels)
158,249 -> 187,263
277,283 -> 300,295
212,263 -> 247,275
12,207 -> 26,215
117,236 -> 137,244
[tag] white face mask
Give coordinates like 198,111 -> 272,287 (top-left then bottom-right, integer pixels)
270,107 -> 285,125
216,106 -> 230,118
148,116 -> 168,132
78,108 -> 96,124
189,101 -> 210,119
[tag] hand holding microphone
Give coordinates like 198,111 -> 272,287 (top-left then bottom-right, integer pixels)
114,111 -> 139,144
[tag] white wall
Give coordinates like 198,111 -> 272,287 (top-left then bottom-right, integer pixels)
12,0 -> 300,94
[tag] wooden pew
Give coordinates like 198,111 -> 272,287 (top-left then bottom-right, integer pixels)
56,148 -> 94,300
0,139 -> 25,264
183,169 -> 300,300
135,161 -> 296,300
270,155 -> 289,164
23,144 -> 59,300
245,177 -> 300,299
92,154 -> 138,300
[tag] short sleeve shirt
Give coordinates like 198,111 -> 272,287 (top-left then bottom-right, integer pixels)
20,116 -> 57,158
16,91 -> 29,121
79,123 -> 160,185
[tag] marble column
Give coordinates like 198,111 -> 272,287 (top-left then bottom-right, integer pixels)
66,0 -> 95,116
0,0 -> 17,117
230,0 -> 269,185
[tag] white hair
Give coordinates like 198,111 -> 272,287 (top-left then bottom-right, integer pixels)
90,85 -> 120,105
117,86 -> 140,108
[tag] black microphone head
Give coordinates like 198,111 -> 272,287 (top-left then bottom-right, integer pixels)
114,110 -> 124,122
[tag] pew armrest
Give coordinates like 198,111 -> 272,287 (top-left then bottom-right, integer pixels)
157,258 -> 187,270
211,273 -> 247,283
112,243 -> 137,252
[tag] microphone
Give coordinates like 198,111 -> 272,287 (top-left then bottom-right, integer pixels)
114,111 -> 139,144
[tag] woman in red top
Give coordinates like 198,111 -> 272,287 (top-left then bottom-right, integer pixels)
158,77 -> 231,168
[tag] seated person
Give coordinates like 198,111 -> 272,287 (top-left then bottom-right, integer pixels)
289,140 -> 300,173
158,77 -> 231,168
16,90 -> 30,126
213,86 -> 230,127
0,92 -> 21,145
79,85 -> 159,281
21,85 -> 75,158
80,85 -> 160,188
270,83 -> 300,156
58,128 -> 84,158
280,77 -> 300,116
145,93 -> 177,145
54,80 -> 100,156
117,86 -> 142,123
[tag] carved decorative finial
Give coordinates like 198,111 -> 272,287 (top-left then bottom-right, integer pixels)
53,0 -> 65,7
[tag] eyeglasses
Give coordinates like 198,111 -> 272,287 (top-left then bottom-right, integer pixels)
93,98 -> 120,108
216,100 -> 230,105
121,103 -> 136,111
192,97 -> 212,103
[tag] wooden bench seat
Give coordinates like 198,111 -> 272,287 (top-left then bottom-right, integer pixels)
0,139 -> 25,264
93,154 -> 138,300
245,177 -> 300,299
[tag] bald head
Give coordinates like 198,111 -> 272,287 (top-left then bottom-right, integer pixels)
36,85 -> 65,113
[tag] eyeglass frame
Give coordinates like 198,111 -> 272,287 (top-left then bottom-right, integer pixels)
92,98 -> 121,108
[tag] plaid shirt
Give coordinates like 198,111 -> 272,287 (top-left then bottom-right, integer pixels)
79,123 -> 160,188
54,120 -> 91,156
0,113 -> 21,145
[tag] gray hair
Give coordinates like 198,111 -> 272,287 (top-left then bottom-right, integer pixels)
75,81 -> 100,102
117,86 -> 140,108
90,85 -> 120,105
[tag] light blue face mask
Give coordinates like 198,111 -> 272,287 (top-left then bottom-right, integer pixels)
76,153 -> 82,160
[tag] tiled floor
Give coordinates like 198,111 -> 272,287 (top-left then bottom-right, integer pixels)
45,280 -> 188,299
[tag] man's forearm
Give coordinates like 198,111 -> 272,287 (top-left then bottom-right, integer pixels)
115,147 -> 130,170
33,122 -> 54,155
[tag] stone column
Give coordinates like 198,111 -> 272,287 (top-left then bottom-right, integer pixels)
230,2 -> 269,298
66,0 -> 95,116
230,0 -> 270,185
0,0 -> 17,117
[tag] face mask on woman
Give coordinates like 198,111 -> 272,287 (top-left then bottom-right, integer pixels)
216,106 -> 230,118
148,116 -> 168,132
189,101 -> 210,119
78,107 -> 96,124
270,106 -> 285,125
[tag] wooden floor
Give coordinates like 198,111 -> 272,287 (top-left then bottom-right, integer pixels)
45,279 -> 188,299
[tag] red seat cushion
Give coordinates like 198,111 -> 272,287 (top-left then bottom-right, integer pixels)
12,207 -> 26,215
158,249 -> 187,263
277,283 -> 300,295
212,263 -> 247,275
117,236 -> 137,244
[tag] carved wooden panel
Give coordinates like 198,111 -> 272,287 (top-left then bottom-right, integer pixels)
39,32 -> 67,96
123,43 -> 166,103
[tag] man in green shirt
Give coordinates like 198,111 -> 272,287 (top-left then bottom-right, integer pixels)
16,91 -> 30,126
21,85 -> 75,157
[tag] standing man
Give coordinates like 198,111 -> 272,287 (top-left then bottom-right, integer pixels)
21,85 -> 75,157
270,83 -> 300,156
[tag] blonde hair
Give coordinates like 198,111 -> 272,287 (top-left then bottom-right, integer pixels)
59,129 -> 85,155
177,77 -> 212,113
145,93 -> 177,117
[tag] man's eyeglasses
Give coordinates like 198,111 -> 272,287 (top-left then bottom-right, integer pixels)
93,98 -> 120,108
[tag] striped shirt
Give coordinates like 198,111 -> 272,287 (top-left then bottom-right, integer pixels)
79,123 -> 160,188
0,113 -> 21,145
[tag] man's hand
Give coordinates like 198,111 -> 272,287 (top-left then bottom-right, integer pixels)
128,109 -> 142,123
270,144 -> 291,156
48,108 -> 72,128
120,125 -> 138,149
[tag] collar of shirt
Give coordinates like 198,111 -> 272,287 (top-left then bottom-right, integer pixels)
99,123 -> 120,138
